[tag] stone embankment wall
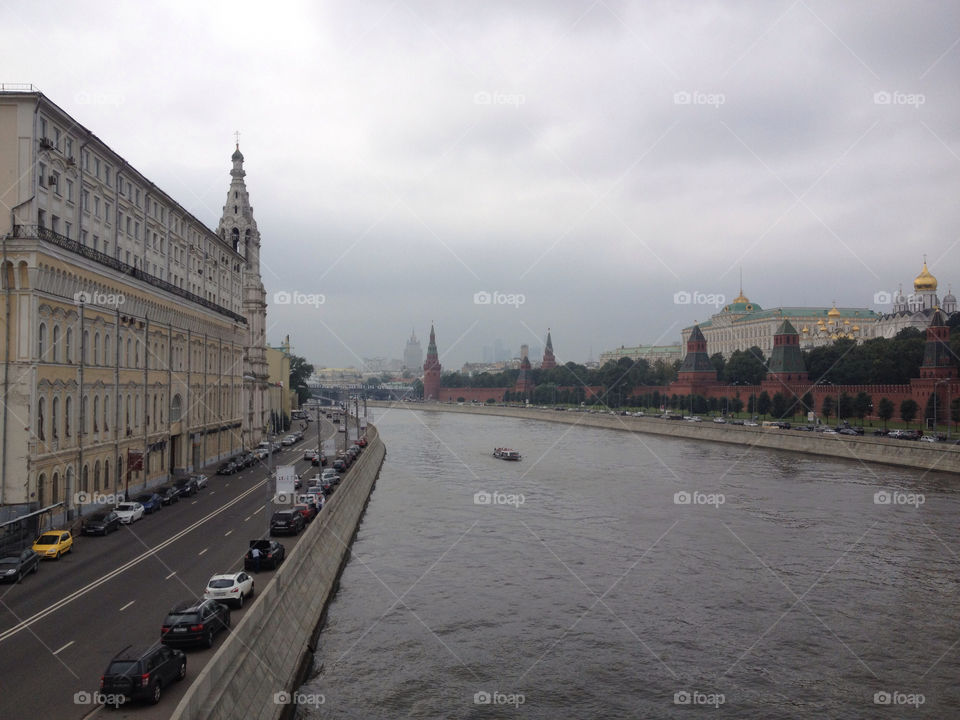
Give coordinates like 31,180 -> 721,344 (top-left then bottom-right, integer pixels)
170,426 -> 386,720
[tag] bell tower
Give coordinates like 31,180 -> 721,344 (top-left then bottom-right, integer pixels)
218,140 -> 269,448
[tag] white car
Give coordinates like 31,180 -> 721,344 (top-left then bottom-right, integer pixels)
192,474 -> 209,489
303,448 -> 319,460
920,435 -> 938,443
744,421 -> 759,427
713,417 -> 727,424
281,435 -> 296,446
203,572 -> 255,608
114,502 -> 144,524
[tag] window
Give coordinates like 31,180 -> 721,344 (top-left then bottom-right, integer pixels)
39,162 -> 47,187
135,221 -> 140,239
52,397 -> 59,439
93,333 -> 100,365
64,221 -> 72,239
39,117 -> 47,139
65,397 -> 72,436
135,188 -> 140,206
38,323 -> 47,359
51,216 -> 59,234
105,166 -> 111,186
103,394 -> 110,431
54,127 -> 61,148
94,196 -> 100,217
93,235 -> 99,251
126,217 -> 132,235
65,137 -> 73,157
51,172 -> 60,194
83,150 -> 89,170
104,334 -> 110,363
104,202 -> 111,221
80,230 -> 87,245
83,330 -> 89,364
66,179 -> 73,202
93,396 -> 99,432
52,325 -> 60,362
104,460 -> 110,489
94,157 -> 101,178
65,328 -> 72,363
94,461 -> 101,491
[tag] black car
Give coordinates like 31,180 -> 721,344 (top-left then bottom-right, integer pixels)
173,477 -> 199,498
83,509 -> 122,535
0,548 -> 40,583
100,644 -> 186,705
332,459 -> 347,472
160,599 -> 231,648
157,484 -> 180,505
244,539 -> 285,571
270,510 -> 305,536
217,461 -> 238,475
134,492 -> 163,514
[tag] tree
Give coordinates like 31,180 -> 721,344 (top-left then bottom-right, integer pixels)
854,392 -> 872,425
709,352 -> 726,378
821,395 -> 834,422
757,391 -> 771,419
877,398 -> 894,429
838,392 -> 854,421
900,399 -> 919,428
289,354 -> 314,406
731,394 -> 744,415
771,392 -> 787,419
723,347 -> 767,385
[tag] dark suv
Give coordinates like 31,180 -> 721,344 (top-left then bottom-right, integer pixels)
173,477 -> 199,498
99,644 -> 186,705
270,510 -> 305,536
157,484 -> 180,505
83,509 -> 122,535
244,539 -> 285,571
161,599 -> 231,648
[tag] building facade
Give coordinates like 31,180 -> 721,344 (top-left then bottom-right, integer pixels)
599,344 -> 682,366
403,329 -> 423,370
0,88 -> 267,527
874,261 -> 957,338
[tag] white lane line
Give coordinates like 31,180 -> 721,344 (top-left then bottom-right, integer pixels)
0,478 -> 269,646
191,500 -> 198,505
209,491 -> 215,495
253,505 -> 264,514
224,530 -> 232,537
119,600 -> 135,612
165,571 -> 177,580
243,516 -> 251,522
53,640 -> 74,655
198,548 -> 208,556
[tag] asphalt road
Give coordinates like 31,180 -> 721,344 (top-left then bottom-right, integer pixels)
0,415 -> 349,720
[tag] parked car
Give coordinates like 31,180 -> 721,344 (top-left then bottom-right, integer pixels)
83,509 -> 122,535
293,502 -> 318,524
304,448 -> 319,461
99,645 -> 186,705
281,435 -> 296,446
270,510 -> 305,536
297,493 -> 322,509
32,530 -> 73,560
217,461 -> 238,475
244,539 -> 285,571
192,474 -> 209,490
239,453 -> 256,468
134,493 -> 163,514
920,435 -> 939,443
157,484 -> 180,505
320,468 -> 339,480
173,477 -> 199,498
161,599 -> 230,649
115,502 -> 145,524
203,572 -> 255,609
0,548 -> 40,583
838,428 -> 859,436
356,436 -> 368,447
332,459 -> 347,472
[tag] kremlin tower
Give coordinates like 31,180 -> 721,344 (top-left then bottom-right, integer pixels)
422,323 -> 442,400
541,329 -> 557,369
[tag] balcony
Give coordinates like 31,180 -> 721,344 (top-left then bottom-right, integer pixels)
11,224 -> 246,323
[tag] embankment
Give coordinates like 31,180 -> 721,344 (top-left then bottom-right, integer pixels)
170,426 -> 386,720
371,402 -> 960,474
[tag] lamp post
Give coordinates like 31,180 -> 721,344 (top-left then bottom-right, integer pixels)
242,374 -> 255,454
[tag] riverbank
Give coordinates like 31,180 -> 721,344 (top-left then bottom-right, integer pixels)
170,425 -> 386,720
370,402 -> 960,474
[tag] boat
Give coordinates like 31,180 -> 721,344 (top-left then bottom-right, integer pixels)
493,448 -> 522,461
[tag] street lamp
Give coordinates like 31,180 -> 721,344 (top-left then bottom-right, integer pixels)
242,374 -> 255,453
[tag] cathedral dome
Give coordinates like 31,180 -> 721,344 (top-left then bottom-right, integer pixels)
232,145 -> 244,162
827,305 -> 841,318
914,261 -> 937,291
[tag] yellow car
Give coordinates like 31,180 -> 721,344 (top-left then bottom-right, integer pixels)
32,530 -> 74,560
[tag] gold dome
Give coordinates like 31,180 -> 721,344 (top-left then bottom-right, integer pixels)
733,291 -> 749,303
914,261 -> 937,291
802,325 -> 809,333
843,319 -> 850,325
827,305 -> 841,318
852,324 -> 860,331
817,318 -> 825,326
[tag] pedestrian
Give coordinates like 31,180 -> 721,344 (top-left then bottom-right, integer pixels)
251,546 -> 261,572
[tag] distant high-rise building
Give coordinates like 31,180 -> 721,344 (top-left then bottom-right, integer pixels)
403,329 -> 423,369
520,344 -> 529,360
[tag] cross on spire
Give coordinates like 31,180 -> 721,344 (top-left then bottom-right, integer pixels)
234,130 -> 240,148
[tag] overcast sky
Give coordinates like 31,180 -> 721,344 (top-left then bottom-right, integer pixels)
3,1 -> 959,369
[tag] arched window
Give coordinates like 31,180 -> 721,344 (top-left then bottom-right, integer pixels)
134,396 -> 140,427
83,330 -> 90,364
103,394 -> 110,431
52,472 -> 60,504
231,227 -> 240,252
94,333 -> 100,365
117,455 -> 123,488
65,328 -> 72,363
94,461 -> 101,491
126,339 -> 131,367
135,340 -> 139,368
104,459 -> 110,489
93,396 -> 99,432
37,473 -> 46,507
38,323 -> 47,360
65,466 -> 73,502
152,395 -> 157,429
37,397 -> 46,440
81,465 -> 89,493
81,396 -> 88,434
52,325 -> 60,362
171,394 -> 182,422
125,395 -> 131,431
104,334 -> 111,363
65,396 -> 72,436
51,397 -> 59,439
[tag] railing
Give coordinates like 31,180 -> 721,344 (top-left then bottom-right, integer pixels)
11,225 -> 246,323
0,83 -> 39,93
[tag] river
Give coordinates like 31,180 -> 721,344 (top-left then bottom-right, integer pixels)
298,408 -> 960,718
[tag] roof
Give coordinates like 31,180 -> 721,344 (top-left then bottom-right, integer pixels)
684,306 -> 877,333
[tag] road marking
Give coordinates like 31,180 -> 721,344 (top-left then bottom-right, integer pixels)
119,600 -> 135,612
0,478 -> 270,646
224,530 -> 232,537
192,500 -> 198,504
209,491 -> 215,495
53,640 -> 74,655
165,571 -> 177,579
253,505 -> 264,514
244,515 -> 250,522
198,548 -> 208,556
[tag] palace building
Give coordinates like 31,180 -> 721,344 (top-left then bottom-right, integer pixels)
0,87 -> 269,528
875,260 -> 957,338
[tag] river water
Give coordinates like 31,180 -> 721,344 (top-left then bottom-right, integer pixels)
298,408 -> 960,719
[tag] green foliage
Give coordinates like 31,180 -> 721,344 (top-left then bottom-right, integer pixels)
289,354 -> 314,406
722,347 -> 767,384
900,398 -> 919,427
821,395 -> 834,420
877,398 -> 894,427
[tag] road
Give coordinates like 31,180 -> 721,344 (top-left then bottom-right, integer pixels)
0,414 -> 349,720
